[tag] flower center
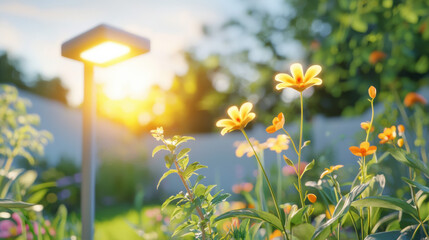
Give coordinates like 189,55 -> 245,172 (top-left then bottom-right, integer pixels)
296,76 -> 303,83
236,117 -> 241,122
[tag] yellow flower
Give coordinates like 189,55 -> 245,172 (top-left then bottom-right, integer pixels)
275,63 -> 322,92
230,201 -> 247,210
216,102 -> 256,136
360,121 -> 374,132
320,165 -> 344,179
234,138 -> 267,157
307,193 -> 317,203
266,113 -> 285,133
378,126 -> 397,144
326,205 -> 336,219
349,142 -> 377,157
265,134 -> 289,153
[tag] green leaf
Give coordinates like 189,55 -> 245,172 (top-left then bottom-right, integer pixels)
362,174 -> 385,198
152,145 -> 168,157
26,189 -> 48,203
161,192 -> 184,210
312,183 -> 369,240
388,149 -> 429,178
0,199 -> 33,208
211,192 -> 230,205
365,231 -> 401,240
157,169 -> 177,189
402,178 -> 429,194
302,159 -> 315,175
178,156 -> 189,170
351,196 -> 418,219
177,148 -> 191,159
290,206 -> 309,225
214,208 -> 284,231
164,154 -> 175,169
293,223 -> 315,240
183,162 -> 207,180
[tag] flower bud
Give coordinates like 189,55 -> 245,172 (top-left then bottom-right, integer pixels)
398,124 -> 405,135
308,193 -> 317,203
369,86 -> 376,99
398,139 -> 404,148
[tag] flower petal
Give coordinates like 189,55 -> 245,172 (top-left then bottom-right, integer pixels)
216,119 -> 236,128
304,65 -> 322,82
366,146 -> 377,155
275,82 -> 295,90
227,106 -> 240,121
266,125 -> 276,134
275,73 -> 295,84
240,102 -> 253,120
349,146 -> 361,156
305,78 -> 323,86
360,142 -> 370,150
290,63 -> 303,80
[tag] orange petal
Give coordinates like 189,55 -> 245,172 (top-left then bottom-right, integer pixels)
366,146 -> 377,155
349,146 -> 361,156
266,125 -> 276,134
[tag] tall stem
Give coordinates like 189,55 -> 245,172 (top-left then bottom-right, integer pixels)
3,157 -> 13,173
173,161 -> 207,240
297,93 -> 306,213
277,153 -> 282,204
241,130 -> 283,227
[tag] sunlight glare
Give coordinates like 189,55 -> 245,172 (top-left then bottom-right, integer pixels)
80,41 -> 130,64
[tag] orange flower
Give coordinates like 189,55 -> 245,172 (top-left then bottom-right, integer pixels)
282,203 -> 293,214
265,134 -> 289,153
269,230 -> 283,239
320,165 -> 344,179
368,86 -> 376,99
308,193 -> 317,203
398,139 -> 404,148
404,92 -> 427,107
369,51 -> 386,64
275,63 -> 322,92
349,142 -> 377,157
216,102 -> 256,135
326,205 -> 335,219
266,113 -> 285,133
398,124 -> 405,136
360,121 -> 374,132
378,126 -> 397,144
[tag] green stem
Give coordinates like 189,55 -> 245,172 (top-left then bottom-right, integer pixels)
282,128 -> 299,156
277,153 -> 282,204
297,93 -> 307,222
241,130 -> 283,226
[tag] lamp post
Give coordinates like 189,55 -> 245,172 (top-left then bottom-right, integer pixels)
61,24 -> 150,240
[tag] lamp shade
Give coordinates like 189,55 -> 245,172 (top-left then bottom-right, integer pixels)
61,24 -> 150,67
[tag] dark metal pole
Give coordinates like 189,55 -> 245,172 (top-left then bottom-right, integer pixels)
82,63 -> 96,240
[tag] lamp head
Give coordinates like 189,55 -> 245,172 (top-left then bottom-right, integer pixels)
61,24 -> 150,67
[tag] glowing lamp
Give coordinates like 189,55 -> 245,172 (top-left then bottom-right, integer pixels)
61,24 -> 150,67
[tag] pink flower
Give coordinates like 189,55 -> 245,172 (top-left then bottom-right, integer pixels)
0,213 -> 23,238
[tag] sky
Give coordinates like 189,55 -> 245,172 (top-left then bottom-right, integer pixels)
0,0 -> 247,106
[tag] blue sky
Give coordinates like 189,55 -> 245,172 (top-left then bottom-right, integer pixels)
0,0 -> 247,105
